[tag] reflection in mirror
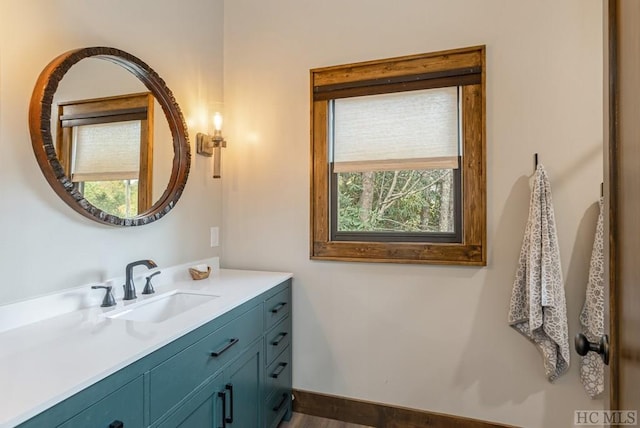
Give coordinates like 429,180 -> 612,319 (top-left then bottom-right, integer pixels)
51,58 -> 173,218
29,47 -> 190,226
56,93 -> 152,217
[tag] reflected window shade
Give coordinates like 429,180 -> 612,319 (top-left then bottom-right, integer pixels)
333,87 -> 459,172
71,121 -> 141,182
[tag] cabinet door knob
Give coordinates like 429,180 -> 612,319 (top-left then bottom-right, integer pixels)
109,421 -> 124,428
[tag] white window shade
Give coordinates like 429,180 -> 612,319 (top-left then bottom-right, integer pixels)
332,87 -> 460,172
71,121 -> 141,182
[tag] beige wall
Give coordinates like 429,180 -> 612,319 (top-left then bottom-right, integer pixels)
0,0 -> 224,304
222,1 -> 605,426
0,0 -> 607,426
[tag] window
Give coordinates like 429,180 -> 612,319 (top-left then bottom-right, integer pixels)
310,46 -> 486,265
56,93 -> 154,217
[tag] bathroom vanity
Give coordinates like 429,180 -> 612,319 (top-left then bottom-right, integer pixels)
0,267 -> 292,428
12,46 -> 293,427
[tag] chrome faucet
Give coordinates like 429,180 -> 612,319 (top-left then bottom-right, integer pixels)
123,259 -> 158,300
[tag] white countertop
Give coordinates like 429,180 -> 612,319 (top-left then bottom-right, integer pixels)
0,267 -> 292,428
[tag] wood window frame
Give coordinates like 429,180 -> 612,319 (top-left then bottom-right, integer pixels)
56,92 -> 154,212
310,46 -> 486,265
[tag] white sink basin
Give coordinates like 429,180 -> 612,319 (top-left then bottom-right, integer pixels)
106,290 -> 219,323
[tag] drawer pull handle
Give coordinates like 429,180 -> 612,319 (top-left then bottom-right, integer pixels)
218,390 -> 227,428
211,338 -> 239,357
273,393 -> 289,412
271,332 -> 288,346
109,421 -> 124,428
225,383 -> 234,423
270,362 -> 288,379
270,302 -> 287,314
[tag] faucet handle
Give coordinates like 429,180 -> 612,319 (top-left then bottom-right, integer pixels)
91,285 -> 117,307
142,271 -> 161,295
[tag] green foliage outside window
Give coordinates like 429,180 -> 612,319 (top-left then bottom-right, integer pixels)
337,169 -> 454,233
83,180 -> 139,217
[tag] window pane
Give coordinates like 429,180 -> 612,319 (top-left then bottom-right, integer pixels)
332,87 -> 459,172
336,169 -> 455,233
83,180 -> 139,217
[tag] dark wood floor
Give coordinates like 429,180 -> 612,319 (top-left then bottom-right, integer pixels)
279,412 -> 373,428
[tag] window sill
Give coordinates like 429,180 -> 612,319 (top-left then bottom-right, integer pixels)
311,240 -> 486,266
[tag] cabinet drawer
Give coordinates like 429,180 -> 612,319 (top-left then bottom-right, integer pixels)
266,315 -> 291,365
58,377 -> 143,428
266,389 -> 291,428
265,286 -> 290,331
148,304 -> 263,422
265,346 -> 291,399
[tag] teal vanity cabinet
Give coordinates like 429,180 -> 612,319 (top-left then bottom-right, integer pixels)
17,279 -> 292,428
263,287 -> 293,428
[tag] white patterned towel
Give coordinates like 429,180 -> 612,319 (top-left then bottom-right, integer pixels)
579,197 -> 605,397
508,164 -> 570,382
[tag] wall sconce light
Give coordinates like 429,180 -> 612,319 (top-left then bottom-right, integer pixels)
196,112 -> 227,178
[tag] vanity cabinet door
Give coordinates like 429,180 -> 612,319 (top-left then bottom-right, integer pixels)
222,340 -> 263,428
57,377 -> 143,428
155,340 -> 262,428
155,373 -> 224,428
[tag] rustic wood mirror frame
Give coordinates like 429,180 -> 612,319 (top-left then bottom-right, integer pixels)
29,47 -> 190,226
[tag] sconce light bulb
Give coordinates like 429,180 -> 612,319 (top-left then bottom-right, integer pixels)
213,112 -> 223,132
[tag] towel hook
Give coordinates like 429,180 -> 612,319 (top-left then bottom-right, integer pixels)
534,153 -> 539,171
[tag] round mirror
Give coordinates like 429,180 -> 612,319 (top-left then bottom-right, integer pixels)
29,47 -> 190,226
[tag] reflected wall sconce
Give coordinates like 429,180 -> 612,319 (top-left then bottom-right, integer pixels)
196,112 -> 227,178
